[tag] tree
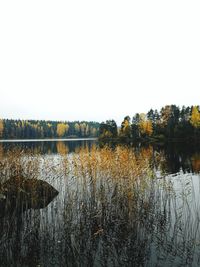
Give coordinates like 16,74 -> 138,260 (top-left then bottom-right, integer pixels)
159,105 -> 174,138
190,106 -> 200,128
138,114 -> 153,137
131,113 -> 140,139
85,124 -> 90,136
147,109 -> 155,122
0,119 -> 3,138
91,127 -> 97,137
57,123 -> 69,137
74,123 -> 80,135
99,120 -> 118,138
145,120 -> 153,136
80,123 -> 86,137
120,116 -> 131,138
160,105 -> 172,128
0,119 -> 99,139
167,105 -> 180,138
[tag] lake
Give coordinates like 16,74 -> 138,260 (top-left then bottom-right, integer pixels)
0,139 -> 200,267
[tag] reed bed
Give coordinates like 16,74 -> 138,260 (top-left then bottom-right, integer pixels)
0,145 -> 200,266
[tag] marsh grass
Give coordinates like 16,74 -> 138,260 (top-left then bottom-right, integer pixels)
57,145 -> 200,266
0,149 -> 41,185
0,145 -> 200,266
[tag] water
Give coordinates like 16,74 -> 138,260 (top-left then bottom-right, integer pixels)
0,139 -> 200,267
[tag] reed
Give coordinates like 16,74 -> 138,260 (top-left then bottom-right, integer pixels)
0,145 -> 200,266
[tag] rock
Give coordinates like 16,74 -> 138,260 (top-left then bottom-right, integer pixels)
0,177 -> 59,218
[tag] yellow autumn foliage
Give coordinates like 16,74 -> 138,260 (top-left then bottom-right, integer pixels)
190,106 -> 200,128
138,114 -> 153,136
0,119 -> 3,138
56,141 -> 69,155
57,123 -> 69,137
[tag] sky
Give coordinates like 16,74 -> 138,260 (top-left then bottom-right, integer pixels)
0,1 -> 200,125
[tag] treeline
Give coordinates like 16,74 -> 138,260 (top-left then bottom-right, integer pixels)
99,105 -> 200,142
0,119 -> 99,139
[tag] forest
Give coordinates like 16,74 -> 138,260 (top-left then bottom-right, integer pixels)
0,119 -> 99,139
1,105 -> 200,141
99,105 -> 200,142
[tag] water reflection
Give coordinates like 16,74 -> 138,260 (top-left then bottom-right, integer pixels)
0,139 -> 97,156
98,141 -> 200,175
0,140 -> 200,174
151,143 -> 200,174
0,140 -> 200,266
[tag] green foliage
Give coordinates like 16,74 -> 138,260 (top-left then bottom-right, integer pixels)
0,120 -> 3,138
101,105 -> 200,142
120,116 -> 131,139
99,120 -> 118,139
0,119 -> 100,139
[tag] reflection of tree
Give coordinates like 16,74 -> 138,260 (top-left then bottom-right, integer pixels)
0,143 -> 3,160
62,148 -> 200,266
1,145 -> 200,266
0,140 -> 97,156
160,148 -> 181,174
150,144 -> 200,174
56,141 -> 69,155
191,153 -> 200,172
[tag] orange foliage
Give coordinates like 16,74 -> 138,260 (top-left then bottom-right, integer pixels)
57,123 -> 69,137
0,119 -> 3,138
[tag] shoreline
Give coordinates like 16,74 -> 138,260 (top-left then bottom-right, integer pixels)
98,137 -> 200,145
0,138 -> 98,143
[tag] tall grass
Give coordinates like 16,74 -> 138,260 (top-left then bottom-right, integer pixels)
0,145 -> 200,266
58,145 -> 200,266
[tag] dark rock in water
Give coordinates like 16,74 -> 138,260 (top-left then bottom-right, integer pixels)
0,177 -> 59,218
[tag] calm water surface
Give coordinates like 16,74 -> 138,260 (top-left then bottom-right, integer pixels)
0,140 -> 200,267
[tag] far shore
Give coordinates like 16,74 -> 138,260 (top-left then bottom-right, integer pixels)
0,138 -> 98,143
98,136 -> 200,145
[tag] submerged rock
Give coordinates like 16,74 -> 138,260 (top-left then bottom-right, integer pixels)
0,177 -> 59,218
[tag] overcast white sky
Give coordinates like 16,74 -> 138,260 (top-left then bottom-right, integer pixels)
0,1 -> 200,124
